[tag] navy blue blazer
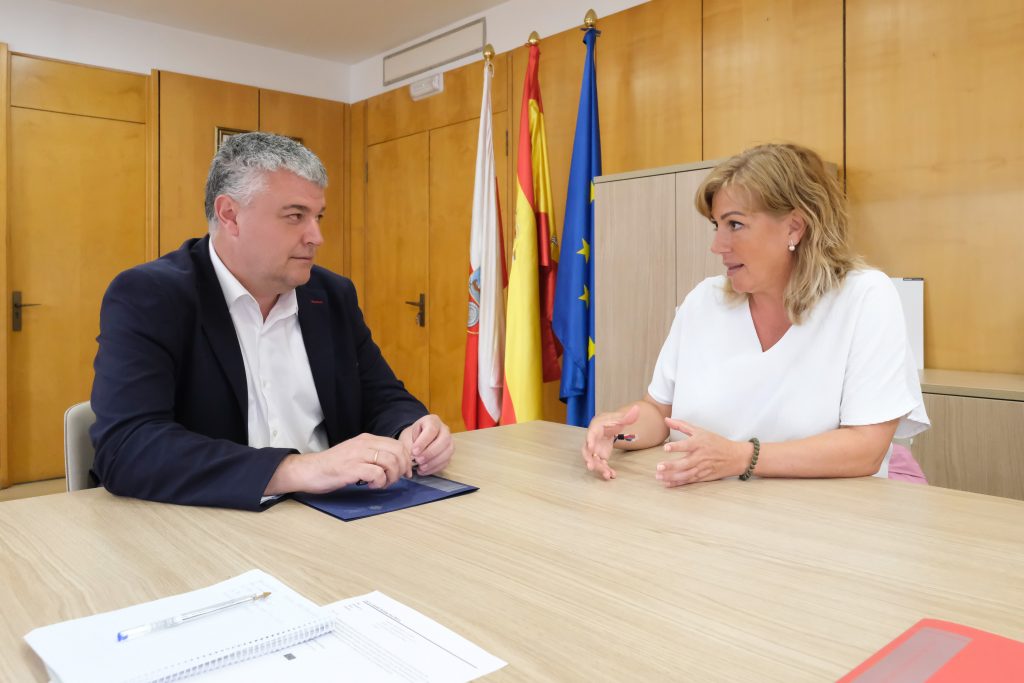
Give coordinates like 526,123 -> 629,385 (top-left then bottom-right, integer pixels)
90,236 -> 427,510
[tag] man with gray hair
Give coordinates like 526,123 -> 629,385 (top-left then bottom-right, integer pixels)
90,132 -> 453,510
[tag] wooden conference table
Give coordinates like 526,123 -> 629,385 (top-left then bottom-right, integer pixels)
1,421 -> 1023,681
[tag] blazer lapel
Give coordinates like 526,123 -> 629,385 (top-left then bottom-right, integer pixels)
297,285 -> 337,439
193,237 -> 248,420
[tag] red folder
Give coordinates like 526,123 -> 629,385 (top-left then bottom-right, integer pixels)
839,619 -> 1024,682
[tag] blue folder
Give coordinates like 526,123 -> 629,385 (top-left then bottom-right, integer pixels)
293,475 -> 478,521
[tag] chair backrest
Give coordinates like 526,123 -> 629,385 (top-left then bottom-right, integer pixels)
64,401 -> 97,492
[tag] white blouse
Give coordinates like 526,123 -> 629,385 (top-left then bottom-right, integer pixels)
648,270 -> 930,477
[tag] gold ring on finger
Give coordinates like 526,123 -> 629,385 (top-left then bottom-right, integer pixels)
373,450 -> 379,465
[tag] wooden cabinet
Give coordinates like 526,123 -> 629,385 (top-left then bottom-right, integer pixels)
913,370 -> 1024,501
593,161 -> 725,413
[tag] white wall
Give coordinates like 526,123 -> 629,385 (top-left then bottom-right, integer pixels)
348,0 -> 649,102
0,0 -> 349,101
1,0 -> 648,103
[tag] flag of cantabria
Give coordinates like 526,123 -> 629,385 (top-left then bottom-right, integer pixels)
553,26 -> 601,427
501,40 -> 561,425
462,60 -> 506,430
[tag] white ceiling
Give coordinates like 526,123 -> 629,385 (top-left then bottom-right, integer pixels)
50,0 -> 508,63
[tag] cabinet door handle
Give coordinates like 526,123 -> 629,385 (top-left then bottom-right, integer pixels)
403,293 -> 426,327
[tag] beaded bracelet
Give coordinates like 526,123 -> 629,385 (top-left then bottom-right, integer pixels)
739,437 -> 760,481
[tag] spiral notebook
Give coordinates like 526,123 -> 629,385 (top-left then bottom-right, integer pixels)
24,570 -> 333,683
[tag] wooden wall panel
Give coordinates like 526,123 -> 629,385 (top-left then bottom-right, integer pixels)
10,54 -> 146,123
341,105 -> 352,280
158,72 -> 259,255
594,0 -> 703,174
0,43 -> 9,487
259,90 -> 348,274
846,0 -> 1024,373
511,0 -> 702,244
702,0 -> 844,165
145,70 -> 159,262
349,101 -> 367,295
367,54 -> 509,145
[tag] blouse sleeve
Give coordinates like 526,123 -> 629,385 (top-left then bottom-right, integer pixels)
840,272 -> 930,438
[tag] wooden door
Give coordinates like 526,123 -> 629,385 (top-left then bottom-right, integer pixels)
7,58 -> 146,483
427,114 -> 509,431
365,133 -> 430,404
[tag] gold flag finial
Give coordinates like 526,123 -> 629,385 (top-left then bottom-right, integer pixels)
584,9 -> 598,28
527,31 -> 540,46
483,43 -> 495,62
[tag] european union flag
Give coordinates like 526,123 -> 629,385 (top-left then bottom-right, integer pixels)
553,27 -> 601,427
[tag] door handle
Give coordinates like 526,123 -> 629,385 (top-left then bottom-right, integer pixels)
403,293 -> 426,328
12,291 -> 41,332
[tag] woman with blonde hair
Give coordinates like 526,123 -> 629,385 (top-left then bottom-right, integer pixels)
582,143 -> 929,485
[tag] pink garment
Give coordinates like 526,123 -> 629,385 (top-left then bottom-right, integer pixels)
887,443 -> 928,484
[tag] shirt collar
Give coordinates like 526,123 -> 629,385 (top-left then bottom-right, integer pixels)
208,238 -> 298,320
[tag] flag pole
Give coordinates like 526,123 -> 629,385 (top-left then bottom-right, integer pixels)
483,43 -> 494,75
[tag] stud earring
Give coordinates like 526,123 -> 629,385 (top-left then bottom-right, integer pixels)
788,242 -> 796,252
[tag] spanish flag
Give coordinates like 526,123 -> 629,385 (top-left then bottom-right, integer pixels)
501,42 -> 561,424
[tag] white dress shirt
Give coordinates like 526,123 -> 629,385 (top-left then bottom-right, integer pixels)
209,241 -> 329,456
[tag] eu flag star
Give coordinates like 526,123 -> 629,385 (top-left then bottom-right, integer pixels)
576,238 -> 590,263
578,284 -> 590,307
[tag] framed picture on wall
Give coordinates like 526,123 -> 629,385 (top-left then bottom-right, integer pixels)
215,127 -> 303,151
214,127 -> 251,150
